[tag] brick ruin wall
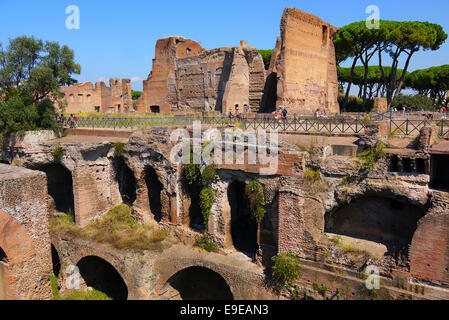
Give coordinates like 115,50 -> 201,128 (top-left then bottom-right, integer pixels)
58,78 -> 132,114
137,37 -> 266,114
0,164 -> 52,300
265,7 -> 339,115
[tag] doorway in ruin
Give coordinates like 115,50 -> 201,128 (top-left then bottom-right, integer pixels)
182,174 -> 204,231
325,196 -> 426,259
113,158 -> 137,206
260,72 -> 278,113
228,181 -> 258,256
165,266 -> 233,300
37,164 -> 74,214
51,245 -> 61,277
76,256 -> 128,300
0,247 -> 10,300
145,166 -> 163,222
431,154 -> 449,190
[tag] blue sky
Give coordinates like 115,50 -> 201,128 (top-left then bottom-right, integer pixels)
1,0 -> 448,91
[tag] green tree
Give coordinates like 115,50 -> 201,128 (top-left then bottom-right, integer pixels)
378,21 -> 447,106
131,90 -> 142,100
0,36 -> 80,135
406,65 -> 449,107
258,49 -> 273,70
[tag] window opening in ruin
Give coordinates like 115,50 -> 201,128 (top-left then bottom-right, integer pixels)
94,106 -> 100,113
113,158 -> 137,206
51,244 -> 61,277
416,158 -> 426,174
150,106 -> 160,113
145,166 -> 163,222
389,155 -> 399,172
186,48 -> 191,55
76,256 -> 128,300
430,154 -> 449,190
228,181 -> 258,256
325,196 -> 426,261
165,267 -> 233,300
402,158 -> 412,172
322,25 -> 328,47
37,164 -> 75,215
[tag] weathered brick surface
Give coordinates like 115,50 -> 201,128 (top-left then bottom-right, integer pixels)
58,78 -> 132,114
137,36 -> 266,114
410,197 -> 449,286
0,164 -> 52,300
270,8 -> 339,115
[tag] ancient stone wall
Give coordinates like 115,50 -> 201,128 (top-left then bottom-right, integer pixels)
263,8 -> 339,115
0,164 -> 52,300
137,37 -> 266,114
58,78 -> 132,114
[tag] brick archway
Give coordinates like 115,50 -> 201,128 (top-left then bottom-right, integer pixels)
0,209 -> 36,299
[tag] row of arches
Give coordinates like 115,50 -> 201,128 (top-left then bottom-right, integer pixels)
30,159 -> 164,224
50,244 -> 233,300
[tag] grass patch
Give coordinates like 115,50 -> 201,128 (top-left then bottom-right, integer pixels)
50,204 -> 172,251
357,141 -> 385,171
51,274 -> 112,300
304,168 -> 326,193
113,142 -> 125,157
193,234 -> 219,253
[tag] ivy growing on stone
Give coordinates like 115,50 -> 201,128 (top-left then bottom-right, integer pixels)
199,187 -> 214,228
245,180 -> 266,223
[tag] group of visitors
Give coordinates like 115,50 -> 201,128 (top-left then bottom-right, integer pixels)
228,104 -> 250,122
56,114 -> 78,128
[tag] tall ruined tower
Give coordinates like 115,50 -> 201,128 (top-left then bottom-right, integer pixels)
262,7 -> 339,115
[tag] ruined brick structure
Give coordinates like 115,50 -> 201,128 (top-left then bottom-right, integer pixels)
0,164 -> 52,300
261,8 -> 339,115
59,78 -> 132,114
137,37 -> 266,114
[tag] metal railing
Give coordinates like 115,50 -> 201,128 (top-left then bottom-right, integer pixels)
61,113 -> 449,138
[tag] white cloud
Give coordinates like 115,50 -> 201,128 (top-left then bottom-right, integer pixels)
131,77 -> 143,83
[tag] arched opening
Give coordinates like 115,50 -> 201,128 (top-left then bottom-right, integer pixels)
325,196 -> 426,259
228,181 -> 258,256
37,164 -> 74,214
183,178 -> 204,231
0,246 -> 10,300
145,166 -> 163,222
165,266 -> 233,300
260,72 -> 278,113
113,158 -> 137,206
51,245 -> 61,277
76,256 -> 128,300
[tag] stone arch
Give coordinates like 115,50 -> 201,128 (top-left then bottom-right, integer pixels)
36,163 -> 74,214
227,180 -> 258,256
163,266 -> 233,300
0,209 -> 36,299
325,195 -> 427,259
76,255 -> 128,300
113,158 -> 137,206
144,166 -> 163,222
410,209 -> 449,285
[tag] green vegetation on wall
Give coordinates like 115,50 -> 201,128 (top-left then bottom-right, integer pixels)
245,180 -> 266,223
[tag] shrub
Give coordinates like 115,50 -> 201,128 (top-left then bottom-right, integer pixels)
304,168 -> 326,193
358,141 -> 385,171
52,145 -> 65,158
245,180 -> 266,223
271,253 -> 301,291
193,234 -> 219,253
199,187 -> 214,228
201,165 -> 217,187
113,142 -> 125,158
391,94 -> 435,111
